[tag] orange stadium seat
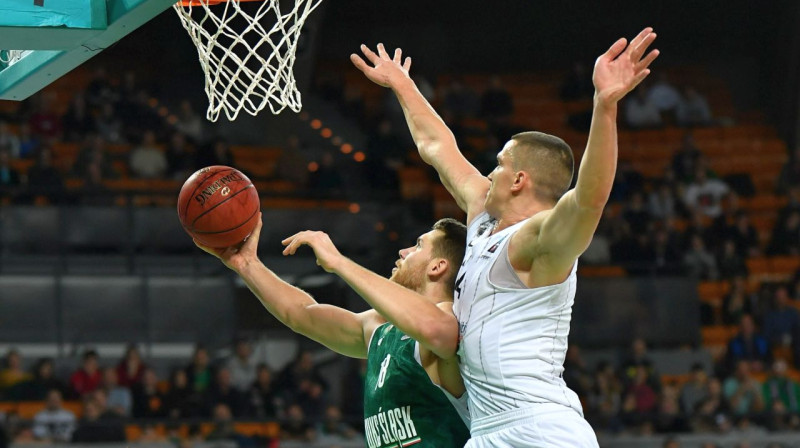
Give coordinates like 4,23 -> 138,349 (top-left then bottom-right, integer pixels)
578,265 -> 626,277
746,258 -> 770,276
16,402 -> 45,419
770,256 -> 800,276
697,281 -> 730,302
701,325 -> 738,347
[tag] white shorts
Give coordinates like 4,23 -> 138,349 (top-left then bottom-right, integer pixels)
466,404 -> 599,448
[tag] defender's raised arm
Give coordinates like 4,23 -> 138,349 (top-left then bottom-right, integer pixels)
351,44 -> 489,223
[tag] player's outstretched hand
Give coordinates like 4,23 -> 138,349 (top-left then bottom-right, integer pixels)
350,43 -> 412,89
593,27 -> 659,106
281,230 -> 343,273
194,213 -> 262,273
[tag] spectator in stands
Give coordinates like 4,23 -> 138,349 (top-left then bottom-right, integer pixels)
718,240 -> 749,280
116,344 -> 145,388
32,389 -> 76,443
727,314 -> 771,373
276,350 -> 326,395
651,227 -> 683,275
684,166 -> 730,219
17,123 -> 40,159
0,149 -> 21,194
163,368 -> 199,419
656,384 -> 689,433
623,192 -> 652,235
85,67 -> 115,109
610,160 -> 645,202
10,358 -> 64,401
94,103 -> 124,143
768,210 -> 800,256
196,137 -> 234,169
248,364 -> 282,420
226,338 -> 257,392
564,345 -> 593,400
175,100 -> 205,143
777,146 -> 800,194
723,360 -> 766,418
0,121 -> 21,158
280,404 -> 315,442
762,359 -> 800,430
73,134 -> 116,179
341,358 -> 366,428
102,367 -> 132,417
61,93 -> 94,142
647,74 -> 683,123
70,395 -> 125,443
560,62 -> 594,101
722,276 -> 754,325
443,77 -> 480,119
207,367 -> 246,417
763,286 -> 800,350
129,130 -> 167,179
186,345 -> 212,394
729,211 -> 760,258
316,405 -> 357,444
622,338 -> 660,390
131,368 -> 164,418
684,235 -> 719,280
26,146 -> 65,204
587,361 -> 623,432
165,131 -> 197,181
671,132 -> 702,183
680,364 -> 710,416
677,87 -> 713,127
625,87 -> 662,129
206,403 -> 257,447
662,436 -> 681,448
648,181 -> 678,221
692,377 -> 731,432
0,349 -> 31,392
69,350 -> 102,398
27,93 -> 62,141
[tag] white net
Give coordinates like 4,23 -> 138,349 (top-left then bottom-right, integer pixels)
0,50 -> 25,66
173,0 -> 323,121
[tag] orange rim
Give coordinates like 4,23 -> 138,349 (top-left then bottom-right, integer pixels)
178,0 -> 265,6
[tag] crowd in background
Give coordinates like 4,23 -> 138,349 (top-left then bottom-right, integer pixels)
0,342 -> 360,446
1,62 -> 800,446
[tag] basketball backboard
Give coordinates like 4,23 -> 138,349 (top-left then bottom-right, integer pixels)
0,0 -> 176,101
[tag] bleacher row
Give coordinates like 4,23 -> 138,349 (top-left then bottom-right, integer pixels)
0,399 -> 279,441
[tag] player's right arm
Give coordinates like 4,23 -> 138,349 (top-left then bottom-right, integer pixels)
195,214 -> 381,359
351,44 -> 489,224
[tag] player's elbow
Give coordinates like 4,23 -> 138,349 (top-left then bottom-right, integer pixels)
419,319 -> 459,358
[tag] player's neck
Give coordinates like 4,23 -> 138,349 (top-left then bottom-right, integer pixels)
494,198 -> 550,233
417,282 -> 451,303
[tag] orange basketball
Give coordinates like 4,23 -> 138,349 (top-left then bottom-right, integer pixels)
177,166 -> 260,248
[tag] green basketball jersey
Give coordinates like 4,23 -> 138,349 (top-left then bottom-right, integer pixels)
363,322 -> 470,448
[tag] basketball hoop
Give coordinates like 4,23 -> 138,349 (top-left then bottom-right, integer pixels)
173,0 -> 323,121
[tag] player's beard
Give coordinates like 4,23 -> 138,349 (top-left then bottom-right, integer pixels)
390,261 -> 426,293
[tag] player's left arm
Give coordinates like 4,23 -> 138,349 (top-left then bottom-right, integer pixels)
511,28 -> 659,274
282,231 -> 460,360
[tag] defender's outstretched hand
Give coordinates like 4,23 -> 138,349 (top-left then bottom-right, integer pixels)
350,43 -> 412,88
194,213 -> 262,273
593,27 -> 659,105
281,230 -> 344,273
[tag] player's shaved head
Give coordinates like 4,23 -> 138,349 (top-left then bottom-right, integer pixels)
431,218 -> 467,294
509,131 -> 574,204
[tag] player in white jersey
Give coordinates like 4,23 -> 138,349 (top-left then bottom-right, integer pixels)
351,28 -> 659,446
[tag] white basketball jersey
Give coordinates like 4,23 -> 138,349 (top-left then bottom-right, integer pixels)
454,212 -> 583,422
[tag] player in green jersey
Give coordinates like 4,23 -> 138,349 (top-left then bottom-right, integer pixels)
197,214 -> 470,447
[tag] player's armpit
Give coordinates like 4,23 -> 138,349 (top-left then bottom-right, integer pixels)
509,190 -> 603,282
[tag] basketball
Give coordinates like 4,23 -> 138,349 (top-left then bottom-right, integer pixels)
177,166 -> 260,248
